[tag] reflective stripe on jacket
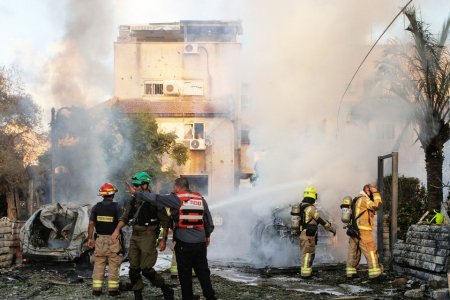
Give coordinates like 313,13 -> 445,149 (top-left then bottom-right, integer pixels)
299,203 -> 319,232
355,192 -> 382,231
176,190 -> 205,229
93,201 -> 119,235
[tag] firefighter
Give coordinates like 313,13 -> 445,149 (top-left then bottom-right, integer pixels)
111,172 -> 173,300
88,182 -> 123,297
295,185 -> 336,279
129,177 -> 217,300
345,184 -> 383,280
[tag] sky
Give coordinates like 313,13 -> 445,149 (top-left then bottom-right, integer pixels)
0,0 -> 449,181
0,0 -> 448,182
0,1 -> 449,125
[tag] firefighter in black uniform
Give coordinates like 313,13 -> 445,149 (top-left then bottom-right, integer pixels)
88,182 -> 123,296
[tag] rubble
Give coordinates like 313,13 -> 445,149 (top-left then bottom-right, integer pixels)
0,255 -> 417,299
3,220 -> 447,299
404,288 -> 424,298
392,277 -> 408,288
431,288 -> 450,300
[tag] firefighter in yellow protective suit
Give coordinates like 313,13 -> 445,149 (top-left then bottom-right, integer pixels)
88,183 -> 123,297
345,184 -> 383,280
297,186 -> 336,278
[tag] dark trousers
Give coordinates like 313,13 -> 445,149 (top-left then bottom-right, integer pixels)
175,241 -> 216,300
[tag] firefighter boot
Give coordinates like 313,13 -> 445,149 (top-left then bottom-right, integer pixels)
92,290 -> 102,297
161,284 -> 174,300
108,290 -> 120,297
134,290 -> 143,300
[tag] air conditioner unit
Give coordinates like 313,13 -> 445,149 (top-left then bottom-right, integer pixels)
163,81 -> 180,96
189,139 -> 206,150
183,43 -> 199,54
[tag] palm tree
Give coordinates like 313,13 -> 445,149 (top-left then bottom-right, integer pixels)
390,8 -> 450,210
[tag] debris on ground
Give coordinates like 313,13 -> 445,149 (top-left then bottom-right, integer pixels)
1,258 -> 443,299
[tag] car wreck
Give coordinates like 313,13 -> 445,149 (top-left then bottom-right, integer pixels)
251,205 -> 337,266
20,203 -> 92,262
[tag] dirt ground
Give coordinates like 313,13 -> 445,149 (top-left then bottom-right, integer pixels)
0,259 -> 426,300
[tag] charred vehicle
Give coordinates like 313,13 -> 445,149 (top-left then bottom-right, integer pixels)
251,205 -> 337,266
20,203 -> 92,262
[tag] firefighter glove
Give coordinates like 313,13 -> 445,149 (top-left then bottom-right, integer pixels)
329,225 -> 336,236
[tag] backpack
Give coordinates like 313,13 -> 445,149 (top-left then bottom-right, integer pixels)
300,203 -> 317,237
346,197 -> 366,239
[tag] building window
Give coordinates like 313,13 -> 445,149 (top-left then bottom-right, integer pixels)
181,175 -> 208,196
144,82 -> 164,95
184,124 -> 194,139
184,123 -> 205,140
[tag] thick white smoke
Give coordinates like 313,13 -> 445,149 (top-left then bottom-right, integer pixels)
208,0 -> 428,266
33,0 -> 115,113
5,0 -> 448,265
38,0 -> 124,204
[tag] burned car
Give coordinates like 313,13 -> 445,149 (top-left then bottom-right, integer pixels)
20,203 -> 92,262
251,205 -> 337,266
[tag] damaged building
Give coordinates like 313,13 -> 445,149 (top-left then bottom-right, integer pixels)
108,20 -> 254,202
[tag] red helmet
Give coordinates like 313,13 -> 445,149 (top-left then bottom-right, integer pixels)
98,182 -> 118,196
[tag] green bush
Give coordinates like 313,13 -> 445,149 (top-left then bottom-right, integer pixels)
382,175 -> 427,240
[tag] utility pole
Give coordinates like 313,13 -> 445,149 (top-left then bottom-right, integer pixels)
50,108 -> 56,204
50,107 -> 70,204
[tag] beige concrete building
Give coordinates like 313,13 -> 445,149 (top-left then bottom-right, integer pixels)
111,20 -> 248,202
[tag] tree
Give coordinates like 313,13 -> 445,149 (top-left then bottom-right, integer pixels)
109,113 -> 189,197
0,66 -> 42,187
385,7 -> 450,210
382,175 -> 427,240
45,107 -> 188,204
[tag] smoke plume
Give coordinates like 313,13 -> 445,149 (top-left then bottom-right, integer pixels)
209,0 -> 426,266
37,0 -> 115,110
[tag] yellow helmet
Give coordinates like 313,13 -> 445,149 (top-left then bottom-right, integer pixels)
340,196 -> 352,208
303,186 -> 318,200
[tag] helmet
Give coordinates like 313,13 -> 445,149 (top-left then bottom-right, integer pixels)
98,182 -> 118,196
340,196 -> 352,208
303,186 -> 318,200
428,209 -> 444,225
132,171 -> 152,185
131,179 -> 142,186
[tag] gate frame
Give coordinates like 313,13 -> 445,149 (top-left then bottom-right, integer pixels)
376,152 -> 398,263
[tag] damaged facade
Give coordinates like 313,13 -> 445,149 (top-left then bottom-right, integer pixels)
111,20 -> 252,202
